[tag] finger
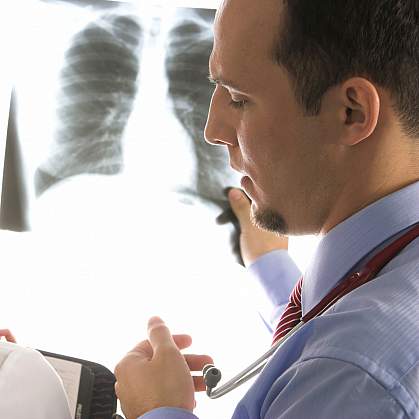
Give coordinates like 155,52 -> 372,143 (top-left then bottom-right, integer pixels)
148,316 -> 176,351
131,334 -> 192,355
173,334 -> 193,350
0,329 -> 16,343
228,188 -> 252,228
184,354 -> 214,372
193,376 -> 207,392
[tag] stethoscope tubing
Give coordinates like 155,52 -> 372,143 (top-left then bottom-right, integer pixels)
206,322 -> 305,399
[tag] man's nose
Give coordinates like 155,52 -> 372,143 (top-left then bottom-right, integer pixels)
204,90 -> 237,147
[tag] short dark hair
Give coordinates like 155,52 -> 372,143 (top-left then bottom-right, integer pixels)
275,0 -> 419,138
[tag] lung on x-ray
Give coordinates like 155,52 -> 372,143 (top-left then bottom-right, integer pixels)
1,0 -> 242,262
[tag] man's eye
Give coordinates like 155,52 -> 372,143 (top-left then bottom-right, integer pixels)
229,98 -> 248,109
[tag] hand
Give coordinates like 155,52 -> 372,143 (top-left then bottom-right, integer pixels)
114,317 -> 213,419
0,329 -> 17,343
228,188 -> 289,267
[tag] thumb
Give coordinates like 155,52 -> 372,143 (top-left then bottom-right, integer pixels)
228,188 -> 252,229
148,316 -> 176,351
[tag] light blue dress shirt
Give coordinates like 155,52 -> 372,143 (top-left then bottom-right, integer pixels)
139,180 -> 419,419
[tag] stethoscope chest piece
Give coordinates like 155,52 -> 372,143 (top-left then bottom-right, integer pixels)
203,364 -> 222,396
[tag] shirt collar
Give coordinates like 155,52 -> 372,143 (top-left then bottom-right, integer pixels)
301,180 -> 419,316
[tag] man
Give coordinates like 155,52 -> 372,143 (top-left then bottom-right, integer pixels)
114,0 -> 419,418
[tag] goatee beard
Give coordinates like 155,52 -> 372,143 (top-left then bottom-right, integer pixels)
252,207 -> 288,235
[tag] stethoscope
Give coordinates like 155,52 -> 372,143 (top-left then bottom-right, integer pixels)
203,222 -> 419,399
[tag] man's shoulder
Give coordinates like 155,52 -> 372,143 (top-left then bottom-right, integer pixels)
0,341 -> 43,367
0,342 -> 59,384
0,342 -> 72,418
256,237 -> 419,419
301,249 -> 419,393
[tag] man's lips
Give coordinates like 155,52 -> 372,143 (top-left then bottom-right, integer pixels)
240,175 -> 251,188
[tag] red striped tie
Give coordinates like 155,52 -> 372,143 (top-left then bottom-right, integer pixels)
272,276 -> 303,346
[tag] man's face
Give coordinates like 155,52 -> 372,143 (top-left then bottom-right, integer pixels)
205,0 -> 343,236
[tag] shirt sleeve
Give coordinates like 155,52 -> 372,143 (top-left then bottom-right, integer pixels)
248,250 -> 301,331
0,344 -> 72,419
261,357 -> 408,419
138,407 -> 198,419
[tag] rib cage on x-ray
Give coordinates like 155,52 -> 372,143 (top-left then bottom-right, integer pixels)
34,11 -> 143,196
3,1 -> 242,262
34,3 -> 237,209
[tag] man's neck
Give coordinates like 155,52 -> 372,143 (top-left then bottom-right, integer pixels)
320,175 -> 419,236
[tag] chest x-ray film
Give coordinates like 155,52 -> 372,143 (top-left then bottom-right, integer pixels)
2,0 -> 241,254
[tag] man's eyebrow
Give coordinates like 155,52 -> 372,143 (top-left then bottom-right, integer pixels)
207,74 -> 247,93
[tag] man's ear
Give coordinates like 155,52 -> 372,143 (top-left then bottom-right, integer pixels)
340,77 -> 380,146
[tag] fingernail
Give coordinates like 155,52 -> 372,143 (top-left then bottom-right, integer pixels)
149,316 -> 164,325
229,189 -> 242,201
